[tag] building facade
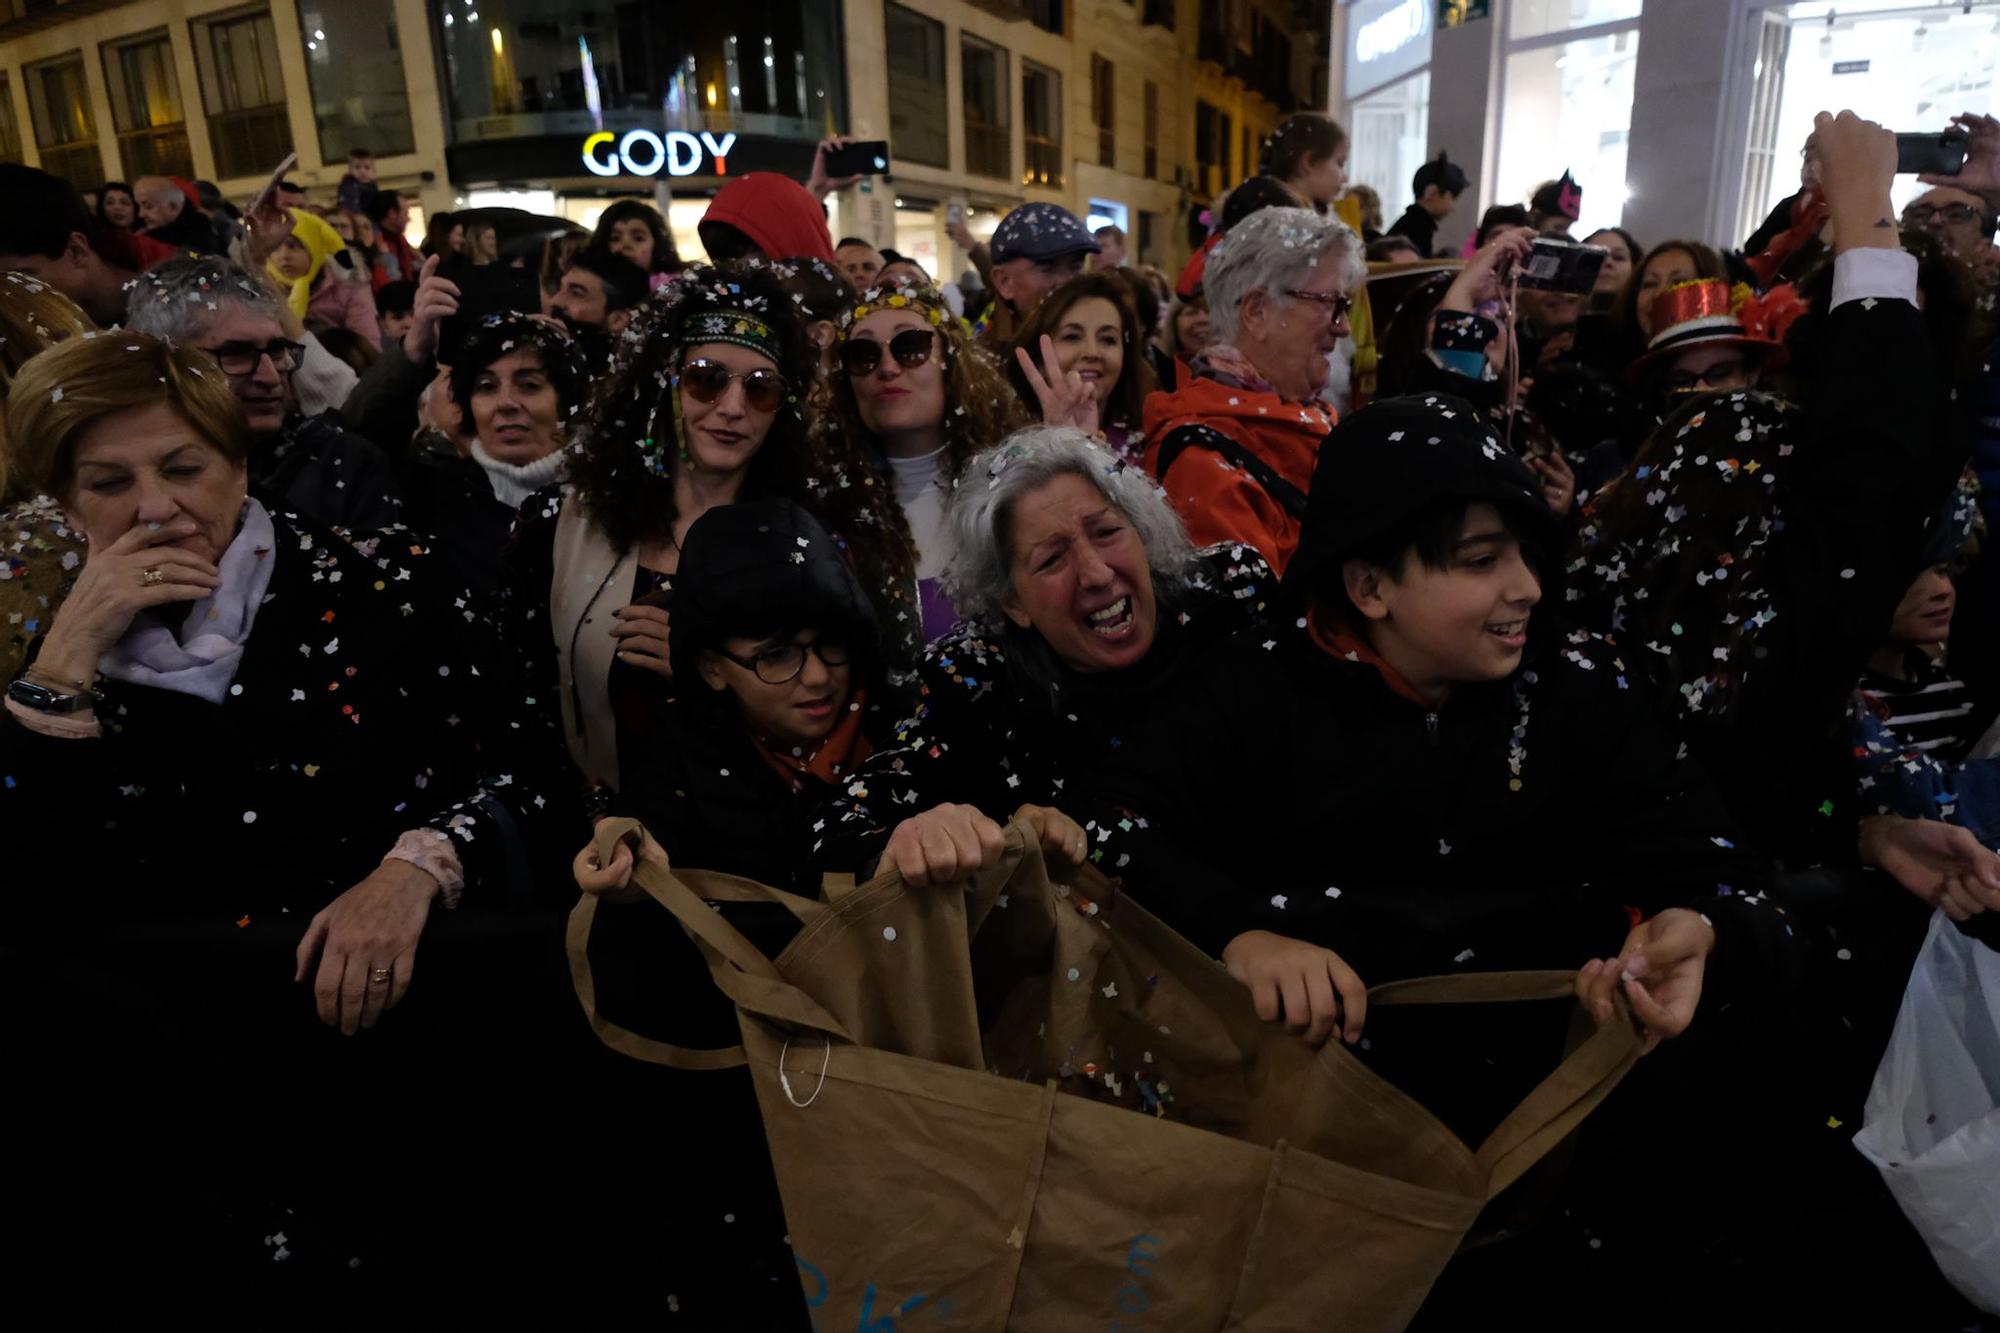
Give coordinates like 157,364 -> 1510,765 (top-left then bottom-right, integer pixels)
0,0 -> 1328,275
1333,0 -> 1999,257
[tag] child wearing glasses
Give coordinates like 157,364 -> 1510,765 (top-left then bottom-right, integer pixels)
570,499 -> 883,1326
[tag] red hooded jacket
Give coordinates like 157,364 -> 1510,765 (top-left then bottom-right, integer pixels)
1141,372 -> 1334,577
699,173 -> 834,265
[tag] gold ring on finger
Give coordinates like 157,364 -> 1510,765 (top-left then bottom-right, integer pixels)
369,967 -> 393,985
141,566 -> 165,586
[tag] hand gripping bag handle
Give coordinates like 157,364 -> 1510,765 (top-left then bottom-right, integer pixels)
1363,970 -> 1643,1199
567,818 -> 854,1069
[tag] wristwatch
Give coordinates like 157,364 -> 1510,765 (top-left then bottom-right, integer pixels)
6,676 -> 98,713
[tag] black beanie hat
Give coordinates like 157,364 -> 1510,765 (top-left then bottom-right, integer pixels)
1284,392 -> 1559,599
669,499 -> 879,684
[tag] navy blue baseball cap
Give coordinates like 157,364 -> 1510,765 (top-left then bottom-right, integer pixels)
988,202 -> 1101,265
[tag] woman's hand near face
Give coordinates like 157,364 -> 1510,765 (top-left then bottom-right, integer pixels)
293,860 -> 439,1036
883,803 -> 1007,888
611,601 -> 673,678
402,254 -> 463,366
1529,450 -> 1576,515
1439,226 -> 1534,315
33,519 -> 221,684
1016,334 -> 1101,435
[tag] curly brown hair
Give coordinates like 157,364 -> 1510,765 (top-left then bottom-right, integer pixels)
566,260 -> 817,554
1005,271 -> 1158,436
815,280 -> 1029,588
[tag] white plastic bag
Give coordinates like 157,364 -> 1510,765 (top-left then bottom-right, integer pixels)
1853,911 -> 2000,1313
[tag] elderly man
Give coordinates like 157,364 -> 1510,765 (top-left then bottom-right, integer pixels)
978,202 -> 1099,349
1141,206 -> 1359,576
1903,184 -> 2000,278
134,175 -> 221,253
124,256 -> 400,531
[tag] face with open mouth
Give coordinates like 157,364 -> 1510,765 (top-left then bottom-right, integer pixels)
1048,295 -> 1125,408
1002,471 -> 1158,674
1345,502 -> 1541,701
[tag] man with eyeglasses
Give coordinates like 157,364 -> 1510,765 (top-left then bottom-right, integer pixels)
1901,185 -> 1999,276
124,256 -> 401,532
1141,205 -> 1359,577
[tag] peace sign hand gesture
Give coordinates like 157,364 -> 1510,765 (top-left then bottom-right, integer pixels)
1015,334 -> 1099,436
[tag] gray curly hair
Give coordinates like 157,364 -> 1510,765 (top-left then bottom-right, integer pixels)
942,425 -> 1195,624
1204,205 -> 1361,344
122,255 -> 282,341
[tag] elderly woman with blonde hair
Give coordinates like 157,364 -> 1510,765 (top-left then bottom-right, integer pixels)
0,270 -> 94,681
809,424 -> 1275,884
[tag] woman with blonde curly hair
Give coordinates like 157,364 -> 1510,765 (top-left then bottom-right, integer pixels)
820,280 -> 1041,639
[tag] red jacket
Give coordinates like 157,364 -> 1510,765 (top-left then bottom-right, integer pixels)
1141,372 -> 1334,577
699,172 -> 834,265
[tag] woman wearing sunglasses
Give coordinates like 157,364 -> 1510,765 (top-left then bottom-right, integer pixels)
502,262 -> 906,800
570,498 -> 885,1325
821,281 -> 1030,641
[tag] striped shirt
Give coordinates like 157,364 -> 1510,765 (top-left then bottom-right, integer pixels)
1857,662 -> 1977,759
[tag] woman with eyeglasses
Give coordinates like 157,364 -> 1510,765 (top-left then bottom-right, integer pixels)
820,281 -> 1031,642
501,261 -> 910,801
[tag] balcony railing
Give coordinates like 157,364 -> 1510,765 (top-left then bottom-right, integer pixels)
37,140 -> 102,190
206,103 -> 292,180
116,123 -> 193,180
1024,132 -> 1063,188
965,118 -> 1009,180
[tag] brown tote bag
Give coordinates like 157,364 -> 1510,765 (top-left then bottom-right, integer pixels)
571,818 -> 1642,1331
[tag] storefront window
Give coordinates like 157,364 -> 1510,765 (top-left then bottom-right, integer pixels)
1744,1 -> 1999,231
25,54 -> 100,191
192,6 -> 294,181
1350,71 -> 1430,220
1495,26 -> 1639,236
887,3 -> 948,168
1509,0 -> 1643,41
101,31 -> 193,180
437,1 -> 844,148
298,2 -> 416,163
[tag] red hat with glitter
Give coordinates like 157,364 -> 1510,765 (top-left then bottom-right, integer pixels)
1627,278 -> 1786,384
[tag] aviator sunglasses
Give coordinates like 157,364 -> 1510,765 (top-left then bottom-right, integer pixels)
678,359 -> 789,413
838,327 -> 940,378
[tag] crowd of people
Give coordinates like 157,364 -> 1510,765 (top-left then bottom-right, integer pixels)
0,107 -> 1996,1322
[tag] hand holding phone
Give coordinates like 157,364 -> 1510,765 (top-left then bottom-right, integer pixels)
1514,237 -> 1609,294
1896,131 -> 1969,177
823,140 -> 891,179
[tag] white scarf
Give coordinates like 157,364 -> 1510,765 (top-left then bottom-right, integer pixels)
98,498 -> 278,705
471,441 -> 566,510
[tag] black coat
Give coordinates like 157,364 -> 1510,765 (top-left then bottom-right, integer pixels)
397,435 -> 519,597
808,544 -> 1275,875
1385,203 -> 1439,256
1073,626 -> 1792,999
252,410 -> 403,534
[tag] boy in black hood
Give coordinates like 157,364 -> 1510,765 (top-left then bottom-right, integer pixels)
1075,392 -> 1795,1050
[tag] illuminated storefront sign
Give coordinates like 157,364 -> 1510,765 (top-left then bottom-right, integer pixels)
581,129 -> 740,178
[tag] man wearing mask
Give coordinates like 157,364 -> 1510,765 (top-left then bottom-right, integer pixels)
978,202 -> 1100,351
124,256 -> 401,531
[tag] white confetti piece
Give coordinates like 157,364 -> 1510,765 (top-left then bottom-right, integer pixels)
881,926 -> 897,941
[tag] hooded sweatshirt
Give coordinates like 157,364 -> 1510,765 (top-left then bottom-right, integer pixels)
1077,393 -> 1795,1007
1141,352 -> 1334,576
698,172 -> 835,265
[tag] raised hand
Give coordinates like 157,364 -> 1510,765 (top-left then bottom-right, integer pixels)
1015,334 -> 1100,435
